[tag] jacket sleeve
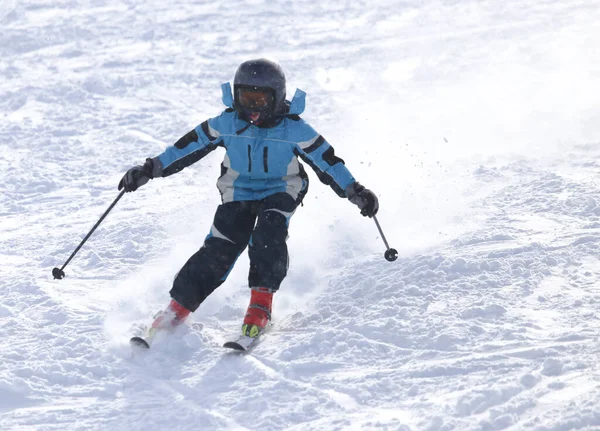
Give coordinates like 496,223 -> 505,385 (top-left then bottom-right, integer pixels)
293,122 -> 355,197
155,114 -> 225,177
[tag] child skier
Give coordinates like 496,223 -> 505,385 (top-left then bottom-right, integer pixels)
119,58 -> 378,341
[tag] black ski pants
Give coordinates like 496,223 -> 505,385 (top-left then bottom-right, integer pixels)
170,192 -> 300,312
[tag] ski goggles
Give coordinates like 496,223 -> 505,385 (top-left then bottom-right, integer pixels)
237,87 -> 275,111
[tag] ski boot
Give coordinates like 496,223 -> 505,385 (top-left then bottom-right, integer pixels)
147,299 -> 191,341
241,287 -> 272,338
131,299 -> 191,349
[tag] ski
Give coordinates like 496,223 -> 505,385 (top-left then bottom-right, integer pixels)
224,324 -> 271,352
130,336 -> 151,349
223,334 -> 263,352
131,321 -> 268,352
129,327 -> 158,349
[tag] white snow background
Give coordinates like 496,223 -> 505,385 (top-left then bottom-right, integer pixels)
2,0 -> 600,429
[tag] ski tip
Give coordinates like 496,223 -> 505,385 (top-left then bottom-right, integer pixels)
223,341 -> 247,352
130,336 -> 151,349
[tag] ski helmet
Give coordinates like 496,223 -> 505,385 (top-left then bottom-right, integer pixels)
233,58 -> 286,124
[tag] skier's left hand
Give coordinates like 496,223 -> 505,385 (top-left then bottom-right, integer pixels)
346,182 -> 379,217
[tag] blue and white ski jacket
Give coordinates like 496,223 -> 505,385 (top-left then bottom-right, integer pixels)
154,83 -> 356,203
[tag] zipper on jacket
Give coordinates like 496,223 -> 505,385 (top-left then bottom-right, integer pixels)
247,145 -> 252,172
263,147 -> 269,173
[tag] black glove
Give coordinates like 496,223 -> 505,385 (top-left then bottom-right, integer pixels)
118,158 -> 162,192
346,182 -> 379,217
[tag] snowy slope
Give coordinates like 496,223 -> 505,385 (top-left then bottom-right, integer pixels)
2,0 -> 600,430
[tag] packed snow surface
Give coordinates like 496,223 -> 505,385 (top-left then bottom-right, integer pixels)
2,0 -> 600,430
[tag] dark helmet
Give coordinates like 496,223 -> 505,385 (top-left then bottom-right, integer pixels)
233,58 -> 286,123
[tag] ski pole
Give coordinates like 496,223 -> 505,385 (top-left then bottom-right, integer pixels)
52,190 -> 126,279
373,215 -> 398,262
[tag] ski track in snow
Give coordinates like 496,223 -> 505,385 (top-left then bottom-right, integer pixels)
2,0 -> 600,430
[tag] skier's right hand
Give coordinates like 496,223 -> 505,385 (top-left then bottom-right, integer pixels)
118,158 -> 162,192
346,182 -> 379,217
